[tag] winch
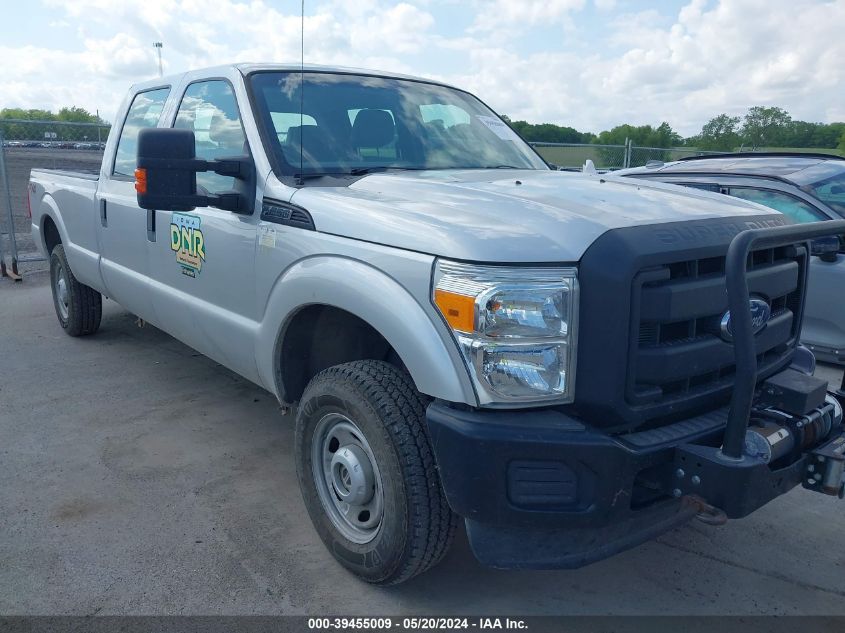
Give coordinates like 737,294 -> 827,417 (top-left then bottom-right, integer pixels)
744,394 -> 842,464
742,368 -> 845,497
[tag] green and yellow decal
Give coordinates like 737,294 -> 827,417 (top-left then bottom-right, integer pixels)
170,212 -> 206,277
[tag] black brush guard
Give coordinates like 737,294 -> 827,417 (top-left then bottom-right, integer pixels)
667,220 -> 845,517
721,220 -> 845,460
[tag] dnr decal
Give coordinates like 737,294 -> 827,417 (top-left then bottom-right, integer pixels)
170,212 -> 206,277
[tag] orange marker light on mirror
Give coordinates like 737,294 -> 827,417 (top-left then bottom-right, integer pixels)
134,168 -> 147,194
434,289 -> 475,333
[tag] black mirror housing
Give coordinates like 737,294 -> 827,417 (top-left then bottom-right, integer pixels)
136,128 -> 198,211
136,128 -> 255,214
810,235 -> 841,262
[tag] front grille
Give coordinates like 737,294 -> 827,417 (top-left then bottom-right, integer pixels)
628,245 -> 806,413
574,214 -> 798,431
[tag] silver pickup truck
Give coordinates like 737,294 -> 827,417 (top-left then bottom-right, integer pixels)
30,63 -> 845,585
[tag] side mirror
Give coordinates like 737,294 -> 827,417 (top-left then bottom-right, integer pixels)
135,128 -> 254,214
810,235 -> 841,262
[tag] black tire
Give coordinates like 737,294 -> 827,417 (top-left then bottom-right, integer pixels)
50,243 -> 102,336
295,360 -> 458,585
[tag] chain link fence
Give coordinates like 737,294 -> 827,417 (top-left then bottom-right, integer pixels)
529,142 -> 627,171
0,120 -> 109,275
530,140 -> 720,170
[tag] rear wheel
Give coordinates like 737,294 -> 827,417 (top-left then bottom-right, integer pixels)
295,360 -> 457,585
50,244 -> 102,336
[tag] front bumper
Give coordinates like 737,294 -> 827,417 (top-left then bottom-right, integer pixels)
426,393 -> 843,570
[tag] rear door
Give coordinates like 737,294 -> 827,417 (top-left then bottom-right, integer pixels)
146,78 -> 262,382
97,86 -> 171,319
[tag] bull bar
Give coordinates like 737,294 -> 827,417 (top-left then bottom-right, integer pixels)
722,219 -> 845,460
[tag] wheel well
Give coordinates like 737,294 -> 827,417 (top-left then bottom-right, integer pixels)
278,305 -> 405,403
42,215 -> 61,254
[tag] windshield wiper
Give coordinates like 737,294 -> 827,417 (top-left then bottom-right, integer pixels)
293,167 -> 420,182
349,166 -> 393,175
348,166 -> 429,175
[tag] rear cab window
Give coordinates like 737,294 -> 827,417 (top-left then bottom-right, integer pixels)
112,87 -> 171,177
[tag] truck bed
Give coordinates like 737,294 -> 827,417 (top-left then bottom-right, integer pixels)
29,168 -> 102,287
31,167 -> 100,181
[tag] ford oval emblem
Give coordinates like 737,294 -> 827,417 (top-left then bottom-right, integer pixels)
720,298 -> 771,342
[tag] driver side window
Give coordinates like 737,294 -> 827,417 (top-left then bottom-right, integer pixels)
727,187 -> 827,224
174,80 -> 247,194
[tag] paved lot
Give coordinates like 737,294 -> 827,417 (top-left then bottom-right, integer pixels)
1,272 -> 844,616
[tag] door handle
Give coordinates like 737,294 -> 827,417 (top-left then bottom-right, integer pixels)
146,208 -> 156,242
99,199 -> 108,227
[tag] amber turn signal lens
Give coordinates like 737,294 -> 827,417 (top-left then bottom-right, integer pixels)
434,289 -> 475,332
134,168 -> 147,194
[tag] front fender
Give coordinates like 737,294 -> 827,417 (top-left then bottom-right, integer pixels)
255,256 -> 477,406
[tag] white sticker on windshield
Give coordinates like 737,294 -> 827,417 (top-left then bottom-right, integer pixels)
477,115 -> 518,141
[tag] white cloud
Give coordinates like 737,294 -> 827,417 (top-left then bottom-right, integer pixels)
1,0 -> 842,136
470,0 -> 586,31
444,0 -> 845,134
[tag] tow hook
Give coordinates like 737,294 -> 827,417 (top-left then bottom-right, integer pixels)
687,495 -> 728,526
802,430 -> 845,498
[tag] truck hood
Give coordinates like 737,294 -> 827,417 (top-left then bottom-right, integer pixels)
288,169 -> 781,262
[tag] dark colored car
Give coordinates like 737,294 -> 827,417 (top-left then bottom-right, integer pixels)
619,153 -> 845,364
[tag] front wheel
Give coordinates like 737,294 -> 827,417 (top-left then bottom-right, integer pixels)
295,360 -> 457,585
50,244 -> 102,336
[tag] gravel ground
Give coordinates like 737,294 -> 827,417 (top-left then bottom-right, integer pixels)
1,272 -> 844,616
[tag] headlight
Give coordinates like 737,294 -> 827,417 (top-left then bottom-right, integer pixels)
433,260 -> 578,405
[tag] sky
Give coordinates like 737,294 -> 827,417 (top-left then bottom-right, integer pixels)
0,0 -> 843,136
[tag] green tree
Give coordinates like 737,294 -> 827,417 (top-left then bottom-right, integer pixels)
741,106 -> 792,149
1,106 -> 110,142
697,114 -> 741,151
595,122 -> 680,148
0,108 -> 56,121
56,106 -> 105,124
505,118 -> 593,143
839,131 -> 845,154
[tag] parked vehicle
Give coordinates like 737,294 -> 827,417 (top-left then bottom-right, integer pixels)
29,65 -> 845,585
618,153 -> 845,364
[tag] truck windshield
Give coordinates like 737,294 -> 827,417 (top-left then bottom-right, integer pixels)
806,171 -> 845,216
249,71 -> 548,178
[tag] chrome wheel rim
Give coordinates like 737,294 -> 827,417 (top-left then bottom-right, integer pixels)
53,260 -> 69,321
311,413 -> 384,544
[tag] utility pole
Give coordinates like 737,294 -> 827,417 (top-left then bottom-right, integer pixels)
153,42 -> 163,77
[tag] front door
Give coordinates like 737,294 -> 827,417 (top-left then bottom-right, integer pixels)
147,79 -> 261,382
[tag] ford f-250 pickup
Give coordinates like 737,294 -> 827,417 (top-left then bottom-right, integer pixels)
29,63 -> 845,585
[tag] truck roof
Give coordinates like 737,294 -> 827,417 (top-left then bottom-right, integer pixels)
621,153 -> 845,180
129,62 -> 457,93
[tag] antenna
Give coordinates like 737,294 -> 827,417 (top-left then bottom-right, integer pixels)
153,42 -> 163,77
298,0 -> 304,184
